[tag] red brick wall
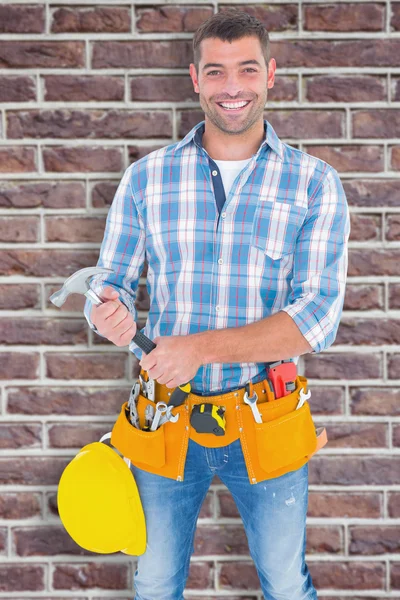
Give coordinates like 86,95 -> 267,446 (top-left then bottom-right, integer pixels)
0,1 -> 399,598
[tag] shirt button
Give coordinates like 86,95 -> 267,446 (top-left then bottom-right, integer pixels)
212,170 -> 218,176
216,306 -> 221,312
218,258 -> 223,265
221,212 -> 226,219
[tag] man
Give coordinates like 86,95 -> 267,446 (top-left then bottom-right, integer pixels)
84,9 -> 350,600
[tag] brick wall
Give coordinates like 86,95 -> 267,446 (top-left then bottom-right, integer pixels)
0,0 -> 399,598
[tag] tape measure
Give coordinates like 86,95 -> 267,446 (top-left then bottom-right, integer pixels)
190,403 -> 226,436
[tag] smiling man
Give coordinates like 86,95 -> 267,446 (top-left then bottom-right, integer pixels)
85,8 -> 350,600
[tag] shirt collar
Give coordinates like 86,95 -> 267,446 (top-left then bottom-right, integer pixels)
175,118 -> 284,162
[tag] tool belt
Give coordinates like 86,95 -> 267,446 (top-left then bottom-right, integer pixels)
111,368 -> 327,485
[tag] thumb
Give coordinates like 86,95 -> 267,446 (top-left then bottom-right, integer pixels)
100,286 -> 121,303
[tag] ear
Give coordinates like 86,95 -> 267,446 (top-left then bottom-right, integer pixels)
189,63 -> 200,94
267,58 -> 276,89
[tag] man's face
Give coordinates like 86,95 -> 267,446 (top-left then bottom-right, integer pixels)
189,36 -> 276,136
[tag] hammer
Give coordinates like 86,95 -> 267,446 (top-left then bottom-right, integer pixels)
49,266 -> 156,355
49,266 -> 191,407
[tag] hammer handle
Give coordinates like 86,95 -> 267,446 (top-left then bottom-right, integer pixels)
86,288 -> 156,354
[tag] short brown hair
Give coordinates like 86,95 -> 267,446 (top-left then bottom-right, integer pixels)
192,9 -> 270,74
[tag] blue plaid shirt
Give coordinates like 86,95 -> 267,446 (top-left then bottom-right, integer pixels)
84,119 -> 350,393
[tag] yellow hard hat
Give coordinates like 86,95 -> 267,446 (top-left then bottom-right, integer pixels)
57,435 -> 146,555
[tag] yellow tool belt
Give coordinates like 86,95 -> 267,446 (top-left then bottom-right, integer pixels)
111,369 -> 327,485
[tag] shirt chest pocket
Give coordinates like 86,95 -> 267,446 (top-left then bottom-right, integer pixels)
250,201 -> 307,260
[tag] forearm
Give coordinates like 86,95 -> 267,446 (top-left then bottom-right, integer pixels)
193,311 -> 313,365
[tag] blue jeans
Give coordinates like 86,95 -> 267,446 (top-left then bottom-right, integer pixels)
130,437 -> 318,600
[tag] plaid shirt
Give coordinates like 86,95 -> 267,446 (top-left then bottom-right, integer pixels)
84,118 -> 350,393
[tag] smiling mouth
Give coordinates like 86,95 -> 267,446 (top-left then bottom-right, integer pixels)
217,100 -> 252,113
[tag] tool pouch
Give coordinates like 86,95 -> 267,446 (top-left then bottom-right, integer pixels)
238,375 -> 325,483
110,393 -> 190,481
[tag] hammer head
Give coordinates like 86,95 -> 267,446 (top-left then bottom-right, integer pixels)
50,266 -> 114,307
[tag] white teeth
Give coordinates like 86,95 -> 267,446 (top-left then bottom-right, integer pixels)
219,101 -> 249,109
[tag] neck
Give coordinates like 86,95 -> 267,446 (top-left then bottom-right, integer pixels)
202,118 -> 265,161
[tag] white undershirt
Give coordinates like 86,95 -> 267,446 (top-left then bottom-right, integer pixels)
213,158 -> 252,199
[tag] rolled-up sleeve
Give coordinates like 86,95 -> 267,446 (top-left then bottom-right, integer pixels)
83,164 -> 146,335
281,166 -> 351,354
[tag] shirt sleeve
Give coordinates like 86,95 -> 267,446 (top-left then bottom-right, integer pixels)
280,166 -> 351,354
83,164 -> 146,336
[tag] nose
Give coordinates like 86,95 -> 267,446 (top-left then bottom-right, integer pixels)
221,71 -> 244,97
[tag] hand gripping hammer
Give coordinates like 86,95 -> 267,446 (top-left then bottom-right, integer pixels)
49,266 -> 191,407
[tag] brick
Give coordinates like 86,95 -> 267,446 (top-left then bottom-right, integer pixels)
0,284 -> 40,310
392,562 -> 400,589
194,524 -> 249,556
391,3 -> 400,30
222,4 -> 298,31
268,75 -> 298,101
45,352 -> 127,380
392,146 -> 400,170
336,318 -> 400,345
217,491 -> 240,518
267,109 -> 344,139
186,561 -> 214,589
343,178 -> 400,208
309,456 -> 400,485
14,525 -> 87,556
311,561 -> 385,590
305,75 -> 386,103
0,492 -> 41,519
394,424 -> 400,447
0,457 -> 69,485
0,147 -> 36,173
128,144 -> 165,163
45,216 -> 106,243
136,6 -> 215,32
272,39 -> 400,68
92,40 -> 192,69
350,387 -> 400,416
48,422 -> 115,448
344,284 -> 383,310
307,525 -> 342,554
349,249 -> 400,276
219,562 -> 258,590
349,525 -> 400,554
0,250 -> 99,277
304,3 -> 385,31
53,563 -> 129,590
0,42 -> 85,69
353,109 -> 400,138
0,216 -> 39,243
43,146 -> 122,173
323,422 -> 387,448
308,492 -> 382,518
0,352 -> 39,380
0,76 -> 36,102
388,492 -> 400,518
130,75 -> 198,102
0,318 -> 87,345
389,353 -> 400,378
393,77 -> 400,101
0,181 -> 85,209
6,386 -> 128,415
0,564 -> 45,591
7,110 -> 172,139
350,213 -> 380,241
0,528 -> 7,554
0,5 -> 45,33
51,7 -> 130,33
308,385 -> 344,415
387,214 -> 400,241
91,181 -> 119,208
304,352 -> 381,380
0,423 -> 41,449
389,284 -> 400,309
304,144 -> 383,172
44,75 -> 124,102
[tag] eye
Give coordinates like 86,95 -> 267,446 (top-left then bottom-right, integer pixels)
207,71 -> 220,76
